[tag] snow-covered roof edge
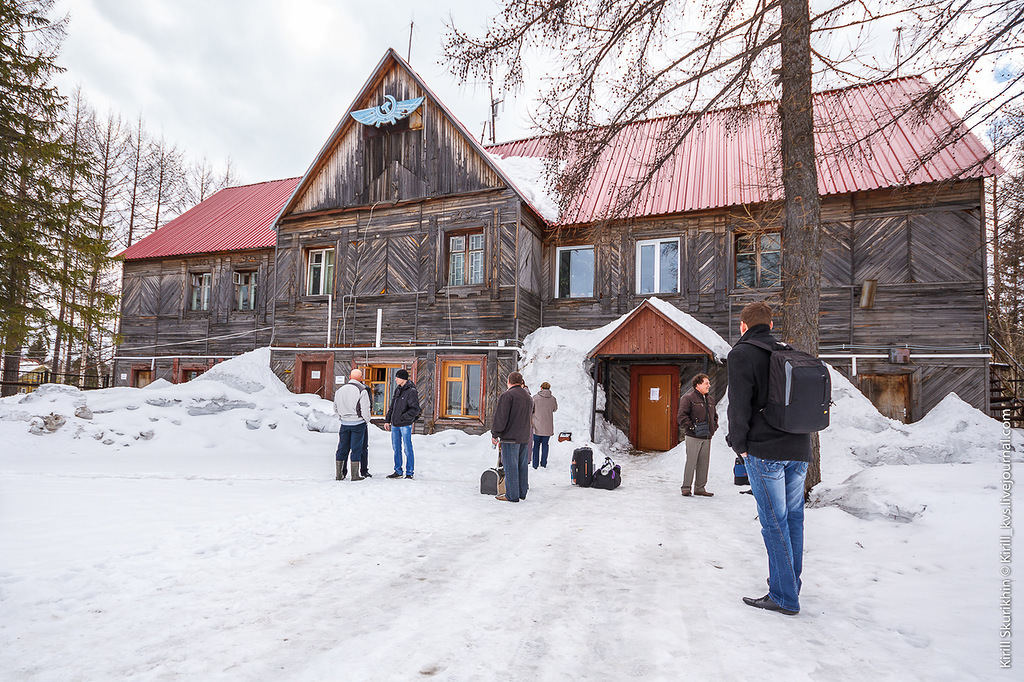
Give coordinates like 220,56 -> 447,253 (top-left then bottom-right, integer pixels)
642,297 -> 733,362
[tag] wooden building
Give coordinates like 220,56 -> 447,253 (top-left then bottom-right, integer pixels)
115,49 -> 1002,448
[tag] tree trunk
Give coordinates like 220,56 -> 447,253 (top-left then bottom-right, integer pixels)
778,0 -> 823,491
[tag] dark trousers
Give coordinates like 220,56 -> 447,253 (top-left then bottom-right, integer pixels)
336,423 -> 367,474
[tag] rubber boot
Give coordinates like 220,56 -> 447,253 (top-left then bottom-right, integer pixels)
336,461 -> 344,481
350,463 -> 364,481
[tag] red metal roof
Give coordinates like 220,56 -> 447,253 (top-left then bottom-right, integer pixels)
120,178 -> 300,260
486,76 -> 1003,225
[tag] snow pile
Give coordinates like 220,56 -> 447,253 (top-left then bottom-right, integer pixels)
487,152 -> 561,222
1,333 -> 1022,678
192,347 -> 290,395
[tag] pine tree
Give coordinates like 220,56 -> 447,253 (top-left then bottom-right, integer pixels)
0,0 -> 78,396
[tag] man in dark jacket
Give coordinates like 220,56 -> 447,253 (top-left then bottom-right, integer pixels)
491,371 -> 532,503
384,369 -> 420,479
728,301 -> 811,616
677,373 -> 718,497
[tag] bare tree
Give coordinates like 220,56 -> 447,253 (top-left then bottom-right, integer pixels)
123,113 -> 150,247
148,133 -> 185,231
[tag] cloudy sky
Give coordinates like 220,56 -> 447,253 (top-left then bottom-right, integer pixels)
51,1 -> 1014,189
52,0 -> 540,185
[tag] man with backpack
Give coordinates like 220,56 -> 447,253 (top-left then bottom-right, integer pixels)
727,301 -> 816,616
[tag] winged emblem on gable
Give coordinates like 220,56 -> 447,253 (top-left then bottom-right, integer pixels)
350,95 -> 425,127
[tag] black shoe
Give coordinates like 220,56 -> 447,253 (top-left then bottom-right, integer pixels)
362,472 -> 371,478
742,593 -> 798,615
386,472 -> 403,479
405,474 -> 414,479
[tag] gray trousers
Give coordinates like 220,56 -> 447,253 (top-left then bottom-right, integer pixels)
682,435 -> 712,492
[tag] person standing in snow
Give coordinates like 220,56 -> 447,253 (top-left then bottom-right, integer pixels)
531,382 -> 558,469
491,371 -> 532,502
677,373 -> 718,497
727,301 -> 811,616
334,369 -> 371,481
384,369 -> 420,479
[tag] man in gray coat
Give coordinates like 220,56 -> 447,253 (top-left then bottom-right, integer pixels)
531,382 -> 558,469
491,371 -> 532,502
333,369 -> 371,481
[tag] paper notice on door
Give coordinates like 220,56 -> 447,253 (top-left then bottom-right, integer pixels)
311,370 -> 321,379
649,387 -> 660,401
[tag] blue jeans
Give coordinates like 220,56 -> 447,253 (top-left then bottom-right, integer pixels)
500,442 -> 530,502
336,423 -> 365,465
744,456 -> 808,613
391,424 -> 414,475
532,435 -> 550,468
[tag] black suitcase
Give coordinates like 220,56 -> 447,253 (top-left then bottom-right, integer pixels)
571,447 -> 594,487
480,467 -> 505,495
591,457 -> 621,490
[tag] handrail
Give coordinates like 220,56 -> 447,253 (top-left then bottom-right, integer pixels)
989,333 -> 1024,377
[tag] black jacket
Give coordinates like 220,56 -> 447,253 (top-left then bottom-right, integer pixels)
726,324 -> 812,462
491,385 -> 533,443
385,380 -> 421,427
678,388 -> 718,439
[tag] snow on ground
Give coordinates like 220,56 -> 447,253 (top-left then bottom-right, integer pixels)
1,337 -> 1023,680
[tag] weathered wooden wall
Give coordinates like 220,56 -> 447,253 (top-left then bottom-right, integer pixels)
118,249 -> 275,362
540,179 -> 988,418
293,65 -> 504,213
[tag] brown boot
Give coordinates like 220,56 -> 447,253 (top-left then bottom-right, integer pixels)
350,464 -> 364,481
336,461 -> 344,481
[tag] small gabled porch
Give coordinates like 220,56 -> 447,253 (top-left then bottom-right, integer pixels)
585,299 -> 730,451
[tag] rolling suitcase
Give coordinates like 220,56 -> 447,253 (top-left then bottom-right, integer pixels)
571,447 -> 594,488
480,449 -> 506,495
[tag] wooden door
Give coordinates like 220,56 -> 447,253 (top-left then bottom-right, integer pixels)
631,366 -> 679,451
301,361 -> 327,398
132,369 -> 152,388
859,373 -> 911,422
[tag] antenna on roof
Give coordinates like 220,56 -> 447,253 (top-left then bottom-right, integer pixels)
407,20 -> 414,62
487,68 -> 502,145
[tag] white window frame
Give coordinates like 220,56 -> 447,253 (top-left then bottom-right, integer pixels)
306,248 -> 335,296
234,270 -> 258,311
189,273 -> 211,311
555,245 -> 595,299
635,237 -> 680,295
447,231 -> 485,287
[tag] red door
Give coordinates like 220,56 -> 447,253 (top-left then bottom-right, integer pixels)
301,361 -> 327,398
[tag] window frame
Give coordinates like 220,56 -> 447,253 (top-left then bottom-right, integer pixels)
445,229 -> 486,288
734,229 -> 782,290
306,247 -> 335,297
360,364 -> 406,419
233,270 -> 258,312
189,272 -> 212,312
436,355 -> 486,421
555,245 -> 596,299
635,237 -> 680,295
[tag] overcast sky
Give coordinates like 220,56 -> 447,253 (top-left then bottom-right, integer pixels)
51,1 -> 1013,189
52,0 -> 540,185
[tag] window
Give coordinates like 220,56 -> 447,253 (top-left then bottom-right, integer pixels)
636,238 -> 679,295
361,365 -> 403,418
234,271 -> 257,311
447,232 -> 485,286
440,359 -> 483,418
556,246 -> 595,298
307,248 -> 335,296
735,231 -> 781,289
190,273 -> 211,311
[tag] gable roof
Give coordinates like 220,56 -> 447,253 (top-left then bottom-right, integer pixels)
487,76 -> 1003,226
588,298 -> 732,361
121,178 -> 300,261
274,48 -> 546,224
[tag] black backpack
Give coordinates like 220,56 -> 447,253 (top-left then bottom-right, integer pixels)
741,338 -> 831,434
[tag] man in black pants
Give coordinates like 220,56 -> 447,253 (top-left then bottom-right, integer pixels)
491,372 -> 533,503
